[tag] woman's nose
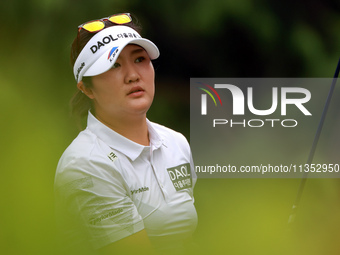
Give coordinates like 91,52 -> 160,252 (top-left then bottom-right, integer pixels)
124,63 -> 140,83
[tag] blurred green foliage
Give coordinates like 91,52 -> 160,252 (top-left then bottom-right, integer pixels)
1,0 -> 340,254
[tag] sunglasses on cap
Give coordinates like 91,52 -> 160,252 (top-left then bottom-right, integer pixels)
78,13 -> 132,33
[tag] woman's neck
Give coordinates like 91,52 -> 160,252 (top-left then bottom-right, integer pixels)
94,111 -> 150,146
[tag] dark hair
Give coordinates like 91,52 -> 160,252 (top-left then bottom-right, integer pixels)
70,16 -> 142,128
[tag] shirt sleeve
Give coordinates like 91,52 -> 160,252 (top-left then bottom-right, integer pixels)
55,156 -> 144,250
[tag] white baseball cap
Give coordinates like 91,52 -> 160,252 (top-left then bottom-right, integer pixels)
73,25 -> 160,83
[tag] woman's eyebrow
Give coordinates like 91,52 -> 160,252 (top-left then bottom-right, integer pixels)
130,48 -> 146,55
117,47 -> 146,60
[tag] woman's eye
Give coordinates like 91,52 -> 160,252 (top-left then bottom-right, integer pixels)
135,57 -> 145,63
111,63 -> 120,69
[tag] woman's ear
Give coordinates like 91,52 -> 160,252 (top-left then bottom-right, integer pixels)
77,81 -> 94,99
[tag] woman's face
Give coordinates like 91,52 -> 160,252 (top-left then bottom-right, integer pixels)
84,44 -> 155,121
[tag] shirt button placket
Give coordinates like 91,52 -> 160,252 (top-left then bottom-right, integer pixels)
150,146 -> 168,201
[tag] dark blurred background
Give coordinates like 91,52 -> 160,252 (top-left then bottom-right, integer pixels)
1,0 -> 340,254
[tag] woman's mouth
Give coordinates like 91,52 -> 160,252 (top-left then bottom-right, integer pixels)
127,86 -> 145,97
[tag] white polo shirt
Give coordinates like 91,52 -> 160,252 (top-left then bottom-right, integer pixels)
54,112 -> 197,253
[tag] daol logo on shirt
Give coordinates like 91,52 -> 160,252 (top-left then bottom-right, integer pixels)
167,163 -> 192,191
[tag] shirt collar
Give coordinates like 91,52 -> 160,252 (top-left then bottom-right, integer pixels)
86,111 -> 164,161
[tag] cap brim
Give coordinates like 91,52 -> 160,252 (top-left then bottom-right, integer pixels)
83,38 -> 159,77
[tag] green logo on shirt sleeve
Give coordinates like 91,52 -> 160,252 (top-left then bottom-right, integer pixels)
167,163 -> 192,191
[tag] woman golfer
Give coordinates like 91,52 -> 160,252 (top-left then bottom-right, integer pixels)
54,13 -> 197,255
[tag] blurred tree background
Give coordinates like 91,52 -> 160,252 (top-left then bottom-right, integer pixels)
0,0 -> 340,254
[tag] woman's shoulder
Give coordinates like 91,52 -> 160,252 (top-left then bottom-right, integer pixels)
55,128 -> 126,189
148,121 -> 190,151
150,121 -> 187,139
56,129 -> 114,175
59,129 -> 96,160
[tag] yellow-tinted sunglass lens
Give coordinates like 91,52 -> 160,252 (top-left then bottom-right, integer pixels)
82,21 -> 105,32
109,14 -> 131,24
